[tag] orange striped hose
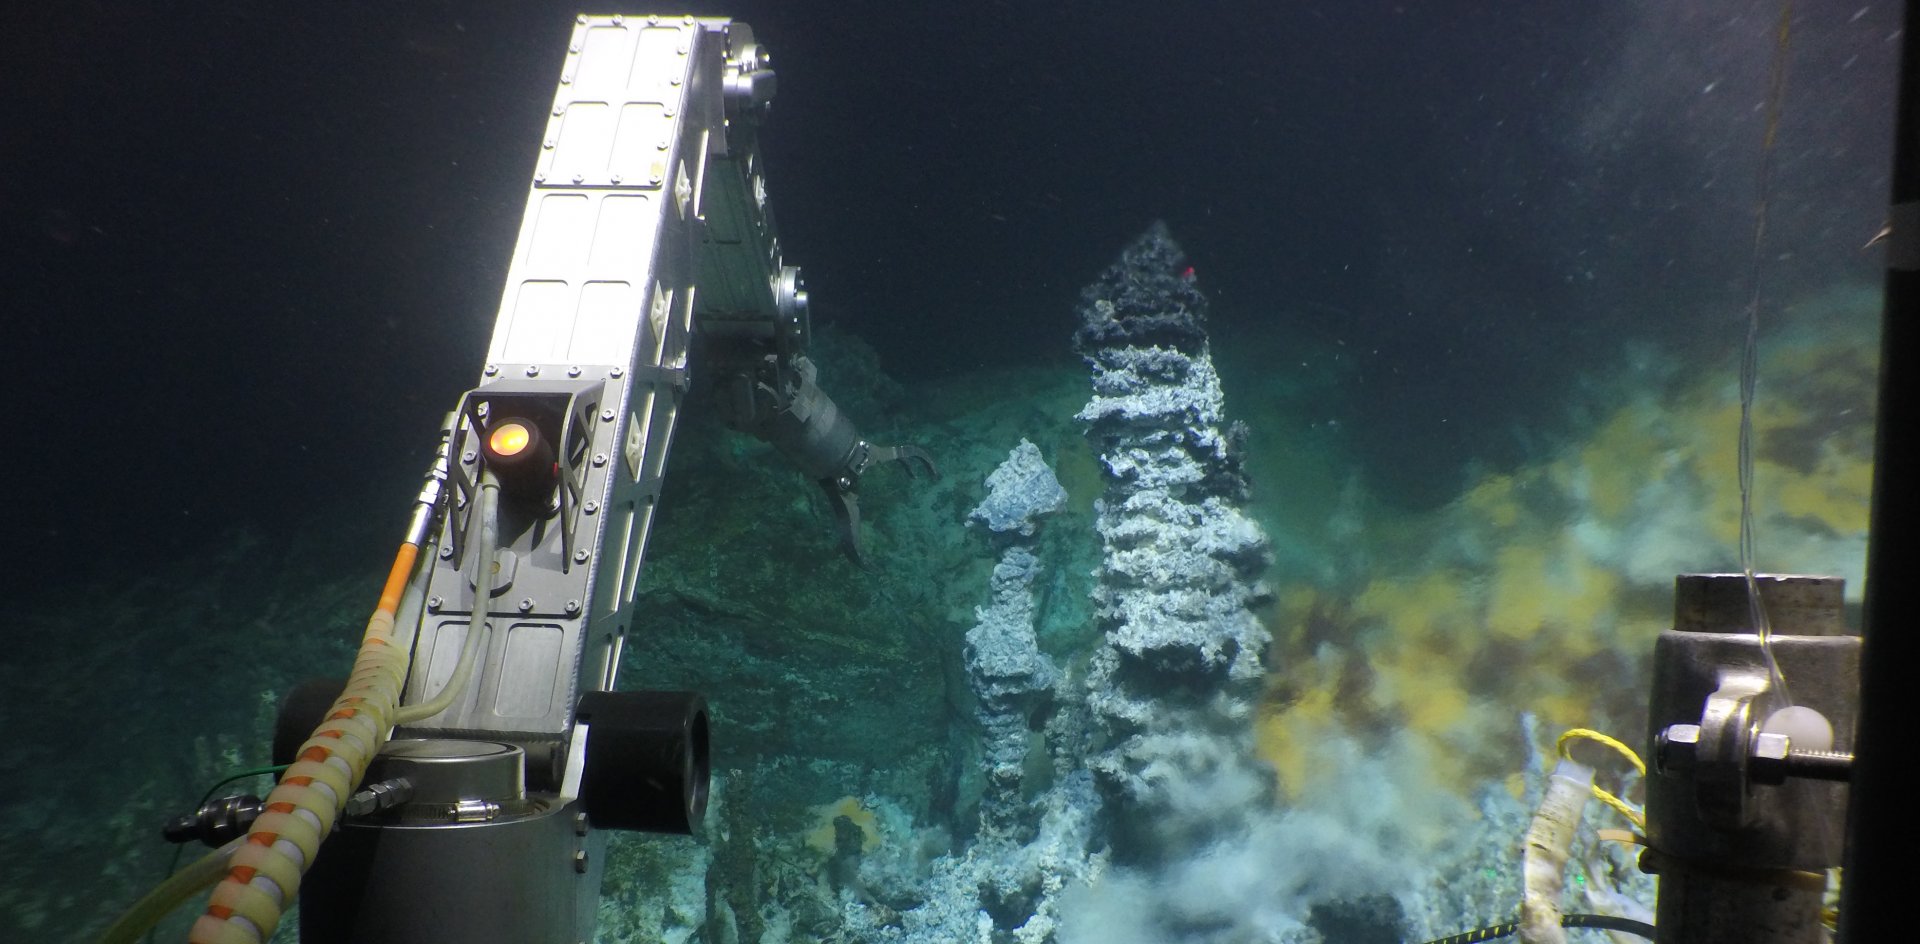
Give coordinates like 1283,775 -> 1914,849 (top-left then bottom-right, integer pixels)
188,542 -> 419,944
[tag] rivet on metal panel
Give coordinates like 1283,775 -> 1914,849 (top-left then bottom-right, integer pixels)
544,137 -> 556,149
583,500 -> 599,514
428,596 -> 443,612
576,14 -> 587,23
534,172 -> 547,183
664,105 -> 676,118
526,365 -> 541,377
600,409 -> 616,422
569,43 -> 581,54
593,453 -> 608,467
462,451 -> 478,464
609,366 -> 624,378
567,600 -> 582,617
611,173 -> 624,184
519,598 -> 535,612
560,73 -> 573,86
439,545 -> 454,560
552,105 -> 565,116
573,173 -> 586,184
677,44 -> 689,55
484,364 -> 499,376
647,14 -> 659,25
683,15 -> 695,25
574,549 -> 590,563
611,14 -> 623,25
567,366 -> 582,377
670,76 -> 682,86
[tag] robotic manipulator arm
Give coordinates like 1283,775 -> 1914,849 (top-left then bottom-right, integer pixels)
143,17 -> 929,944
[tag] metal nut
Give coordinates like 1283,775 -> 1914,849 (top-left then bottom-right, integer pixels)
1657,723 -> 1701,773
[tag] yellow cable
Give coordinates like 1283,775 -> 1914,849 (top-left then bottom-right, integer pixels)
1556,728 -> 1646,830
183,539 -> 422,943
94,839 -> 241,944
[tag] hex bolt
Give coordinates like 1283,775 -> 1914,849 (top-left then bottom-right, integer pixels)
427,596 -> 443,612
484,364 -> 498,376
1752,742 -> 1855,785
600,409 -> 616,422
592,453 -> 608,467
568,366 -> 582,378
565,600 -> 581,615
439,545 -> 454,560
583,500 -> 599,514
519,598 -> 535,613
526,365 -> 540,377
609,367 -> 624,378
1656,723 -> 1701,774
574,549 -> 590,563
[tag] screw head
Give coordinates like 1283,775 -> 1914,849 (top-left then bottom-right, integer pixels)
484,364 -> 499,376
583,500 -> 599,514
568,366 -> 582,377
574,549 -> 590,563
519,598 -> 535,612
609,367 -> 624,378
600,409 -> 616,422
592,453 -> 607,467
526,365 -> 540,377
427,596 -> 443,611
439,545 -> 454,559
565,600 -> 581,615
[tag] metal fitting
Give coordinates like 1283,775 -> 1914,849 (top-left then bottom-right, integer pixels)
345,777 -> 414,818
1657,723 -> 1702,773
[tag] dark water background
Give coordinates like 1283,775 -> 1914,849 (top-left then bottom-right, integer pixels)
3,0 -> 1898,590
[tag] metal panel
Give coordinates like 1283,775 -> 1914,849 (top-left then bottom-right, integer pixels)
487,16 -> 699,369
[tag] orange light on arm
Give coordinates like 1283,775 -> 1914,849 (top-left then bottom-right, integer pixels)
489,422 -> 531,457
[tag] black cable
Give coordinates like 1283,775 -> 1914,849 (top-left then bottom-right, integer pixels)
1421,912 -> 1656,944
